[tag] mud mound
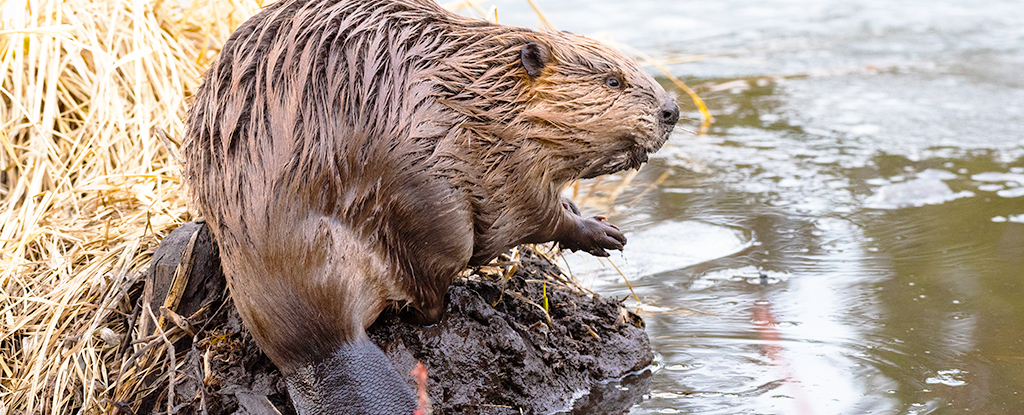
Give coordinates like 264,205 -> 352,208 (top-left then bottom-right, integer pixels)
123,222 -> 652,414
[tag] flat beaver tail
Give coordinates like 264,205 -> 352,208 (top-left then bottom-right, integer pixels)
221,216 -> 404,373
287,339 -> 416,415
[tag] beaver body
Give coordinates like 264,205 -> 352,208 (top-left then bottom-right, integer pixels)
183,0 -> 678,413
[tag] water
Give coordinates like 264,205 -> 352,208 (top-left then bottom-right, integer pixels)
480,1 -> 1024,413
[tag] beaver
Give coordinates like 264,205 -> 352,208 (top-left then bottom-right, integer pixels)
182,0 -> 678,413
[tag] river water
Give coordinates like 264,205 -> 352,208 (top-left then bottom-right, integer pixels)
482,0 -> 1024,413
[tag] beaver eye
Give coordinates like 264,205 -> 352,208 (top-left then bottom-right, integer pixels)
605,75 -> 622,89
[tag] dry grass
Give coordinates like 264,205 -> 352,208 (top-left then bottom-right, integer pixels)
0,1 -> 707,414
0,0 -> 260,413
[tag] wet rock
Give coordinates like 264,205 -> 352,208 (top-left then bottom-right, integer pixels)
129,221 -> 653,414
144,220 -> 224,327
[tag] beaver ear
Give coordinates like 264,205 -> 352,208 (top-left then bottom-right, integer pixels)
521,42 -> 550,79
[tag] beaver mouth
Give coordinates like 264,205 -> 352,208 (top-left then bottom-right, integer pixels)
580,144 -> 651,179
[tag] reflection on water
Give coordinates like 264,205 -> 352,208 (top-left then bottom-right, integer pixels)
480,0 -> 1024,413
572,151 -> 1023,414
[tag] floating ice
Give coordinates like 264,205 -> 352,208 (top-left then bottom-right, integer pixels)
925,369 -> 967,387
562,221 -> 752,280
994,215 -> 1024,223
864,178 -> 974,209
971,172 -> 1024,184
917,169 -> 958,180
997,187 -> 1024,198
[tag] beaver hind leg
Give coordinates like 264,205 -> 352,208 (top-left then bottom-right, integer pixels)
286,339 -> 416,415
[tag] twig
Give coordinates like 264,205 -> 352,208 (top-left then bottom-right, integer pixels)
606,259 -> 641,304
523,0 -> 556,31
541,282 -> 549,311
507,291 -> 554,328
145,305 -> 176,415
152,126 -> 184,166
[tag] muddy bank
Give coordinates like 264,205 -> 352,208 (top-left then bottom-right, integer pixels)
120,221 -> 653,414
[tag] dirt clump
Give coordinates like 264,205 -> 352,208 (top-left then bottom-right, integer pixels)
124,222 -> 653,414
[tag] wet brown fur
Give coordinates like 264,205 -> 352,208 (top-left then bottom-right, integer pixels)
183,0 -> 672,374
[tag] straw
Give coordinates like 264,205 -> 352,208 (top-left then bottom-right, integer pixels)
0,0 -> 259,413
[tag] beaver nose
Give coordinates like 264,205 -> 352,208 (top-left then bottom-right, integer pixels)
660,98 -> 680,127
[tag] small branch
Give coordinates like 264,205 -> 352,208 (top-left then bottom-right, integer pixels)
606,259 -> 641,304
145,305 -> 176,415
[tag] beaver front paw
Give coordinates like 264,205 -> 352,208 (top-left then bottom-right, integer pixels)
559,215 -> 627,257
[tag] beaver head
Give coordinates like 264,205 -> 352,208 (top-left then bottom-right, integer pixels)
435,29 -> 678,185
518,35 -> 678,179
